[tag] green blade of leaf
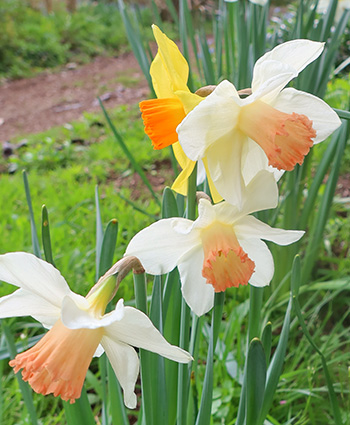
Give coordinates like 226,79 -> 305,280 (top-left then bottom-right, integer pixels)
41,205 -> 55,266
23,171 -> 41,258
246,338 -> 266,425
2,323 -> 38,425
98,219 -> 118,278
99,98 -> 160,206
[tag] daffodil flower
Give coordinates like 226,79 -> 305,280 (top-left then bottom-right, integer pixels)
0,252 -> 192,408
126,184 -> 304,316
177,39 -> 341,207
139,24 -> 225,201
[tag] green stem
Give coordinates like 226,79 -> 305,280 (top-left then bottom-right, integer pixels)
177,164 -> 198,425
133,272 -> 154,425
248,286 -> 263,342
195,292 -> 224,425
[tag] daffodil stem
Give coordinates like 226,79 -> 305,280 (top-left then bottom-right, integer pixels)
186,163 -> 198,220
177,163 -> 198,425
133,272 -> 154,425
248,286 -> 263,342
195,292 -> 224,425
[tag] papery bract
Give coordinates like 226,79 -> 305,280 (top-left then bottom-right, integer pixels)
0,252 -> 192,408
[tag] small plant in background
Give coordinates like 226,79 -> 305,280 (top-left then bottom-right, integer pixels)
1,0 -> 350,424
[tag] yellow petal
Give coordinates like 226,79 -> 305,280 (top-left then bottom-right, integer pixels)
171,151 -> 196,196
151,25 -> 189,94
175,90 -> 203,115
150,53 -> 176,99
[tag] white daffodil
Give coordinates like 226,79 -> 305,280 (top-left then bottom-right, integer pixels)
0,252 -> 192,408
126,183 -> 304,317
177,39 -> 341,207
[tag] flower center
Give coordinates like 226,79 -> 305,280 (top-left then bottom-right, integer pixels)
139,98 -> 186,149
239,100 -> 316,170
201,222 -> 255,292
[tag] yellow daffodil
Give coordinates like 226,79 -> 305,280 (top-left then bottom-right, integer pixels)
126,182 -> 303,316
0,253 -> 192,407
177,39 -> 341,207
139,25 -> 224,201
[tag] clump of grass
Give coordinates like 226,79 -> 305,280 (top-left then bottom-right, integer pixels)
0,0 -> 154,79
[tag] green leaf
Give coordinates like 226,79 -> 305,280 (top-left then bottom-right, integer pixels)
133,272 -> 154,425
302,122 -> 348,283
63,388 -> 96,425
261,322 -> 272,368
2,323 -> 38,425
23,170 -> 41,258
195,292 -> 224,425
99,98 -> 160,206
246,338 -> 266,425
117,0 -> 154,93
41,205 -> 55,266
95,185 -> 104,278
162,187 -> 179,219
292,259 -> 343,425
259,294 -> 293,423
98,219 -> 118,278
107,362 -> 129,425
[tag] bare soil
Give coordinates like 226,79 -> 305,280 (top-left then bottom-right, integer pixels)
0,53 -> 149,142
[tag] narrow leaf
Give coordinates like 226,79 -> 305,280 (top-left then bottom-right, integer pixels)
246,338 -> 266,425
22,171 -> 41,258
41,205 -> 55,266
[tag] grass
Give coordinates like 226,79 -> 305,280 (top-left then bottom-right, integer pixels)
0,104 -> 170,299
0,0 -> 154,80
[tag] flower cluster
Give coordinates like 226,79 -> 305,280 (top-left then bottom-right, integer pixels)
0,24 -> 342,409
128,25 -> 341,315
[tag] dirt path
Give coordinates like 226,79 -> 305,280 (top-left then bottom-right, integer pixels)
0,53 -> 149,142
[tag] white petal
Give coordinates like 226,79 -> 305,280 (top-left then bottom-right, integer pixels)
0,288 -> 60,328
206,132 -> 245,208
211,201 -> 240,225
197,159 -> 207,185
178,246 -> 215,316
250,61 -> 298,103
104,307 -> 192,363
271,88 -> 342,143
239,239 -> 274,287
101,336 -> 139,409
125,218 -> 200,275
238,170 -> 279,216
177,80 -> 241,160
93,345 -> 104,357
61,296 -> 125,330
0,252 -> 72,307
241,139 -> 270,185
252,40 -> 324,92
193,198 -> 217,229
235,216 -> 304,245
